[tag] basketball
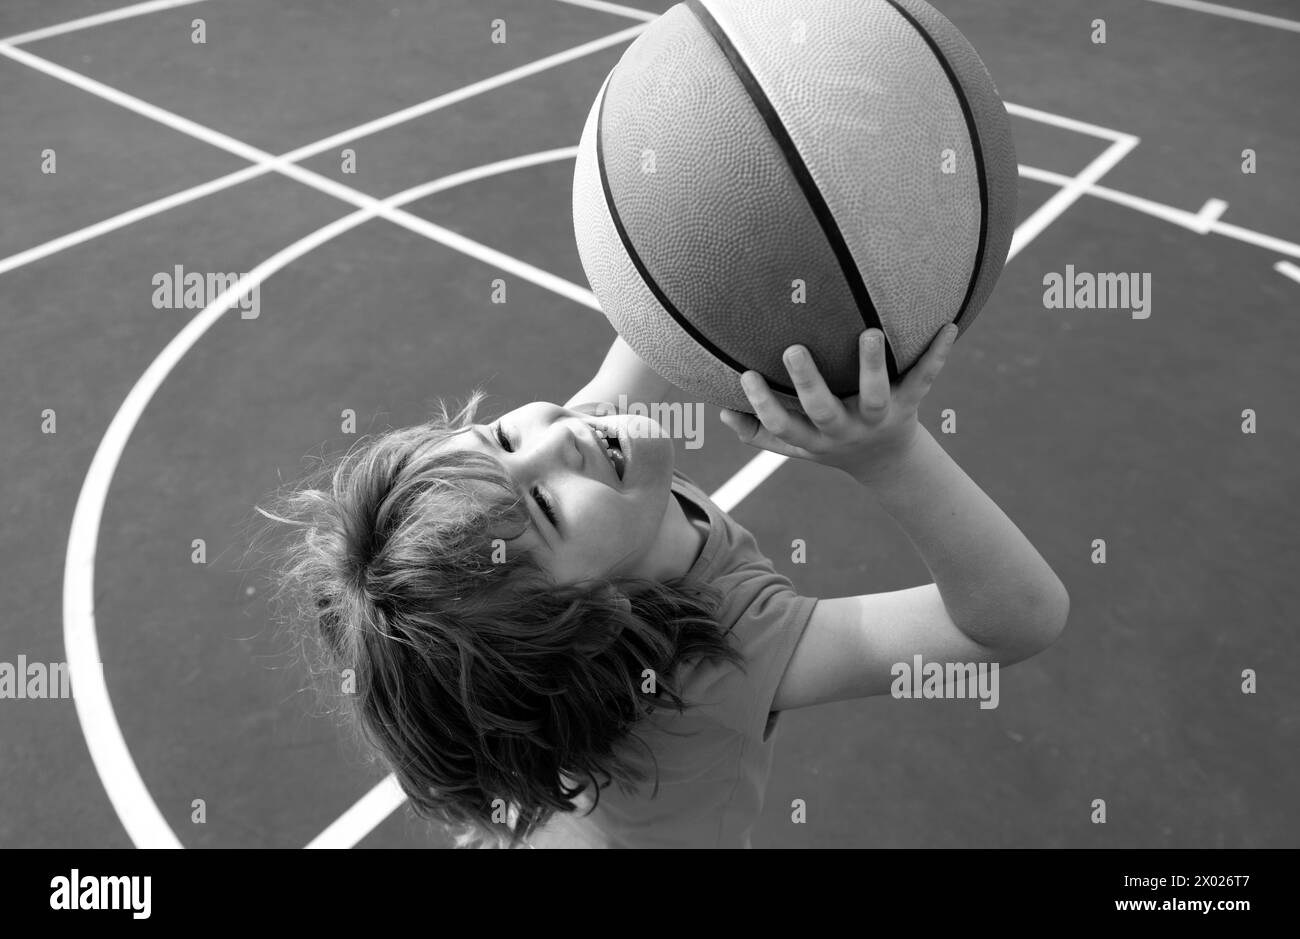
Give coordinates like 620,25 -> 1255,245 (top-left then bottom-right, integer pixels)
572,0 -> 1018,414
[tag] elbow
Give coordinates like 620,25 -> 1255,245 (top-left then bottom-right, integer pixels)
1033,581 -> 1070,650
1004,581 -> 1069,659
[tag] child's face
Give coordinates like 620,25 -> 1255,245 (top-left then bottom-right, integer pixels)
445,401 -> 681,586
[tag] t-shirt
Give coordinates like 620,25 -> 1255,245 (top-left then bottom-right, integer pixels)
527,467 -> 818,848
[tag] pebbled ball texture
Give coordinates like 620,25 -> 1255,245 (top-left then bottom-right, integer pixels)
573,0 -> 1017,415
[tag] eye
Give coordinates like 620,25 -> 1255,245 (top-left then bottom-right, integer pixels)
494,423 -> 559,531
532,487 -> 559,528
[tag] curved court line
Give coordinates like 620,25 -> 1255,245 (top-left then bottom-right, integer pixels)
63,147 -> 580,848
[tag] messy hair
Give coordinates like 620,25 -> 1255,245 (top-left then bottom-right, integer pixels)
252,389 -> 745,849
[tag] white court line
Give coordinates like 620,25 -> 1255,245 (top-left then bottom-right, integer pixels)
18,0 -> 1262,846
1018,165 -> 1300,259
0,23 -> 647,276
554,0 -> 659,22
708,450 -> 791,514
273,22 -> 647,167
1194,198 -> 1229,235
1138,0 -> 1300,33
1020,165 -> 1194,228
308,133 -> 1139,849
0,25 -> 647,170
1275,261 -> 1300,285
10,119 -> 1296,280
0,165 -> 266,276
1010,134 -> 1140,260
0,42 -> 276,163
32,19 -> 1288,296
1004,102 -> 1130,143
306,775 -> 409,849
62,146 -> 589,849
1212,219 -> 1300,259
0,44 -> 604,303
1,0 -> 209,45
24,1 -> 1286,847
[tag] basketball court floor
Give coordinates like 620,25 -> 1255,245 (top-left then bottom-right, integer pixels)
1,0 -> 1296,848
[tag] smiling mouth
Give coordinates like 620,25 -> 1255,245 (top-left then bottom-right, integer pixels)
589,423 -> 625,481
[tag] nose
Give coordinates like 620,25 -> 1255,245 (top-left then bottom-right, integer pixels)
519,419 -> 586,480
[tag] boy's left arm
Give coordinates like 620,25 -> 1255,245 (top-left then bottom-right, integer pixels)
564,335 -> 679,412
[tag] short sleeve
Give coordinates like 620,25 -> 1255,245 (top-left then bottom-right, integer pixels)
681,571 -> 817,741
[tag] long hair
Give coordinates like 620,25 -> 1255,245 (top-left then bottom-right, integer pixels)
251,390 -> 745,848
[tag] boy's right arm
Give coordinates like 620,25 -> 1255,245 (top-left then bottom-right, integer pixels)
720,325 -> 1068,712
772,425 -> 1068,711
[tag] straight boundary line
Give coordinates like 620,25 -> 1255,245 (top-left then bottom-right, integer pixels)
4,19 -> 1292,277
1,0 -> 209,45
1011,135 -> 1140,258
1137,0 -> 1300,33
306,776 -> 409,849
0,24 -> 648,273
0,165 -> 266,276
8,151 -> 1297,278
1018,165 -> 1300,258
6,61 -> 1294,279
553,0 -> 659,22
2,0 -> 1294,281
1004,102 -> 1129,143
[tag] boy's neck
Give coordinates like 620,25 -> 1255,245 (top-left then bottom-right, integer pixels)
641,490 -> 708,582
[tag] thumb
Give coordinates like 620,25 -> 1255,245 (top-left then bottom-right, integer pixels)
719,408 -> 747,428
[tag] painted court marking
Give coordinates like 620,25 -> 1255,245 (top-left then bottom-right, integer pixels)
305,775 -> 408,850
62,147 -> 587,849
0,23 -> 648,275
1010,135 -> 1139,260
6,0 -> 1283,849
553,0 -> 659,22
1017,166 -> 1300,259
4,21 -> 1296,272
1195,198 -> 1230,235
0,0 -> 210,45
1138,0 -> 1300,33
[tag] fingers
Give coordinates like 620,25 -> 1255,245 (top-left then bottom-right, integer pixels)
719,408 -> 817,460
734,368 -> 821,452
857,329 -> 891,418
782,345 -> 848,432
898,323 -> 959,406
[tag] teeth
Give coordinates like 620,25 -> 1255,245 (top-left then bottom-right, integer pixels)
589,423 -> 624,480
604,445 -> 625,480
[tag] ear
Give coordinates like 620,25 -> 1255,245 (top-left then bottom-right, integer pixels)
604,587 -> 632,615
572,586 -> 632,655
